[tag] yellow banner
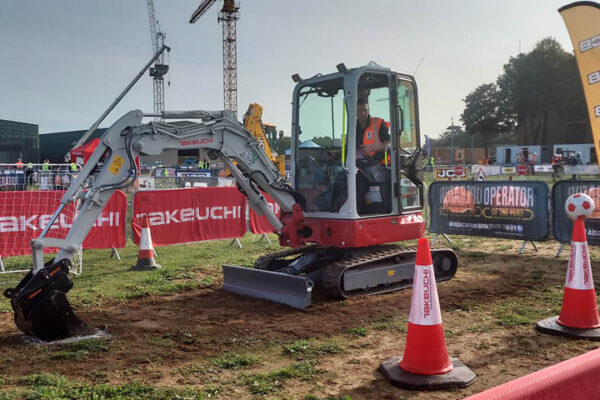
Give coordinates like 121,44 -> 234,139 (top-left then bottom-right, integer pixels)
559,2 -> 600,165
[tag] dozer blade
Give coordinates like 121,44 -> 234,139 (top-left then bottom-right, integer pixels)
222,264 -> 314,309
4,259 -> 94,341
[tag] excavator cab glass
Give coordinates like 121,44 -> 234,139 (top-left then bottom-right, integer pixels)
294,77 -> 347,213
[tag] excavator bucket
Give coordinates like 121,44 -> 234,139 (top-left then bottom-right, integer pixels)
4,260 -> 94,341
222,264 -> 314,309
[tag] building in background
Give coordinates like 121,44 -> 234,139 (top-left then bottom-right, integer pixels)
495,145 -> 551,164
40,128 -> 106,163
553,143 -> 596,164
0,119 -> 39,163
429,147 -> 486,165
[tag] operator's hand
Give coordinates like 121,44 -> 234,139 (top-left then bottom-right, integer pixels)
360,144 -> 378,156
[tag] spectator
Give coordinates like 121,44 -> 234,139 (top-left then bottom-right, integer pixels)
42,159 -> 51,172
15,158 -> 24,169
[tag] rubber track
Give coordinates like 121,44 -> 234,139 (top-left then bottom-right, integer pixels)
321,244 -> 456,299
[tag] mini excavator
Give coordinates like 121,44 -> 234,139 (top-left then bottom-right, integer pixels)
4,62 -> 457,340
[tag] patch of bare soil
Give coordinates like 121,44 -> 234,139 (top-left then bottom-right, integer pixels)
0,238 -> 599,399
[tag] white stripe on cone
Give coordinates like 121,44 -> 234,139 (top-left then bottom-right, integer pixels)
565,241 -> 594,290
139,226 -> 154,251
408,264 -> 442,325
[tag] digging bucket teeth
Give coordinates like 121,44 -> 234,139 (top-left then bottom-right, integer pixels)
3,259 -> 94,341
222,264 -> 314,309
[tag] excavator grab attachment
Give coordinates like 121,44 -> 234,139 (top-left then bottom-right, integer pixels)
3,260 -> 94,341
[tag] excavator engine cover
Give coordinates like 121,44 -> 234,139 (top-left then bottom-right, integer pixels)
3,260 -> 93,341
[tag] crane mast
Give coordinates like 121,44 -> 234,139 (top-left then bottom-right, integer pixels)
190,0 -> 240,116
146,0 -> 169,121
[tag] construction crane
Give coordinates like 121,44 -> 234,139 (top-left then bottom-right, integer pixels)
147,0 -> 169,121
189,0 -> 240,115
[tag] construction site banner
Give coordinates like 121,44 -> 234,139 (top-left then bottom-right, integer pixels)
82,190 -> 127,249
429,181 -> 550,241
552,180 -> 600,245
132,187 -> 247,246
248,193 -> 281,235
559,3 -> 600,166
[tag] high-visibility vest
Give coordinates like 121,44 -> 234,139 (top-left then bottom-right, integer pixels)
70,162 -> 78,172
163,169 -> 169,177
42,162 -> 50,171
27,163 -> 33,169
15,161 -> 24,169
362,118 -> 389,165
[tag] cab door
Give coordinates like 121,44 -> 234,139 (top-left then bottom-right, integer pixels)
394,77 -> 423,212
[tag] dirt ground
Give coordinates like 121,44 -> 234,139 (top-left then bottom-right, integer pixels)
1,238 -> 599,399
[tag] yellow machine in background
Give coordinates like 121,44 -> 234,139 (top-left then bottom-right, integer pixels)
243,103 -> 286,175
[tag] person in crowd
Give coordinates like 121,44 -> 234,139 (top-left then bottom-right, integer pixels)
42,159 -> 51,172
15,158 -> 24,169
70,159 -> 78,173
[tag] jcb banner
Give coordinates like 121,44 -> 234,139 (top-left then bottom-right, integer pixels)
559,2 -> 600,165
552,180 -> 600,245
429,181 -> 550,241
434,166 -> 469,180
132,187 -> 247,246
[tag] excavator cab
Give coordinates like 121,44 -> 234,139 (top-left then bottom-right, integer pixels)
293,62 -> 423,219
279,62 -> 426,250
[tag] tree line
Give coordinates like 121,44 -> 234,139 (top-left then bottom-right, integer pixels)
432,37 -> 587,157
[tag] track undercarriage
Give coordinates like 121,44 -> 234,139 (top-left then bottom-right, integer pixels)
222,244 -> 457,309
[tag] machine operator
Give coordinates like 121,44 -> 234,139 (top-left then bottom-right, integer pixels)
355,97 -> 391,214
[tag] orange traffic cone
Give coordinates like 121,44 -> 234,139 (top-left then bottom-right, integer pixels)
380,237 -> 476,390
131,215 -> 161,271
537,194 -> 600,338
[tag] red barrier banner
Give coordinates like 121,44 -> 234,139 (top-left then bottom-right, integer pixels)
0,191 -> 76,257
132,187 -> 247,246
0,190 -> 128,257
83,190 -> 127,249
248,193 -> 281,234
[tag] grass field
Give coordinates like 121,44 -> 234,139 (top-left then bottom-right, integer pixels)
0,231 -> 598,400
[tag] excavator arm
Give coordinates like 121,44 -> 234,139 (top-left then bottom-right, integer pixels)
5,109 -> 302,340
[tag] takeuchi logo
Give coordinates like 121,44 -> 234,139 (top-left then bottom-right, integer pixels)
137,206 -> 243,226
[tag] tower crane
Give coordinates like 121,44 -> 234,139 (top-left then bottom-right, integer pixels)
146,0 -> 169,121
189,0 -> 240,115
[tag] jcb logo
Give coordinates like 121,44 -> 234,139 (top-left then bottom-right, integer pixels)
435,167 -> 467,180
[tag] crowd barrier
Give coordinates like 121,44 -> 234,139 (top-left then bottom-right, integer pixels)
131,187 -> 248,246
0,190 -> 127,257
431,164 -> 599,182
0,163 -> 82,192
429,178 -> 600,253
465,347 -> 600,399
429,181 -> 550,242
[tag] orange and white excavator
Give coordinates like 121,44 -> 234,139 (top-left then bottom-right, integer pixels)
5,62 -> 458,341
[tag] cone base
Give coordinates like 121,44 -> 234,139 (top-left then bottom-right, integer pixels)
380,356 -> 476,390
536,316 -> 600,340
130,262 -> 161,271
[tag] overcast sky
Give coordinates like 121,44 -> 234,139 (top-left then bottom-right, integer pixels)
1,0 -> 575,139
